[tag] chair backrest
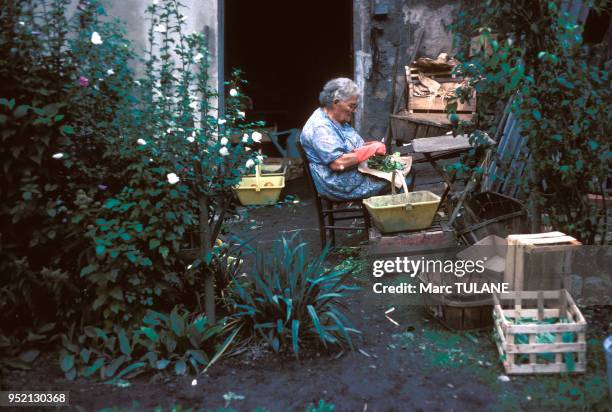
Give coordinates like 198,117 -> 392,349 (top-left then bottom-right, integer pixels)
268,128 -> 302,158
295,141 -> 320,196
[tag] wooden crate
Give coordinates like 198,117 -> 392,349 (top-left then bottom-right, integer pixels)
389,66 -> 477,145
504,232 -> 582,291
406,67 -> 477,114
493,290 -> 587,374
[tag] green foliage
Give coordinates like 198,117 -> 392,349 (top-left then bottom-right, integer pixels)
449,0 -> 610,243
0,0 -> 257,378
228,236 -> 361,356
367,153 -> 404,172
58,306 -> 237,381
305,400 -> 335,412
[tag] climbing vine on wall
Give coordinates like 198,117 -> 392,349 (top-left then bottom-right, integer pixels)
449,0 -> 610,243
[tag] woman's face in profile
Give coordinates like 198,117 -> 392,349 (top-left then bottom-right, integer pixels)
333,95 -> 358,124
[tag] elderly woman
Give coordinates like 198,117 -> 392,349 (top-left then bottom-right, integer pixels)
300,78 -> 389,200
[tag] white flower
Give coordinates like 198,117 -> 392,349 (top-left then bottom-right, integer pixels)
238,111 -> 245,118
256,155 -> 264,163
191,379 -> 197,386
52,153 -> 63,159
187,132 -> 195,143
149,158 -> 154,163
91,32 -> 103,45
154,24 -> 166,33
251,131 -> 263,143
229,88 -> 238,97
189,100 -> 198,110
134,80 -> 141,86
220,137 -> 228,146
166,128 -> 173,134
166,173 -> 180,184
194,53 -> 204,63
245,159 -> 255,168
242,133 -> 249,143
137,138 -> 147,145
19,21 -> 25,26
217,118 -> 226,125
106,69 -> 114,75
245,147 -> 251,152
219,147 -> 229,156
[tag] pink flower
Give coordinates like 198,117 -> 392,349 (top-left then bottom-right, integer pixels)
78,76 -> 89,87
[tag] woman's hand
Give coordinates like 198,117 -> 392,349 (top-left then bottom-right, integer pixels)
361,141 -> 386,154
352,144 -> 379,162
329,142 -> 387,172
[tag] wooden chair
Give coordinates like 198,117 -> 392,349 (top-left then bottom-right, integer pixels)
296,141 -> 371,249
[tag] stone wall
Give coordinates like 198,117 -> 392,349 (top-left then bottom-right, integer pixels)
76,0 -> 220,93
355,0 -> 462,138
77,0 -> 461,137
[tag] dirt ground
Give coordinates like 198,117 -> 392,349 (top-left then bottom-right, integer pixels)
3,177 -> 612,411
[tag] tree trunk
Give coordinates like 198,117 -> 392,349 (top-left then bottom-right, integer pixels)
198,194 -> 215,323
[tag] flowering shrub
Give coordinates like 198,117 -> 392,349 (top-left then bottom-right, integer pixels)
0,0 -> 262,375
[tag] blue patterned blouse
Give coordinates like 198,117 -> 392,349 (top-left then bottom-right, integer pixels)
300,108 -> 387,200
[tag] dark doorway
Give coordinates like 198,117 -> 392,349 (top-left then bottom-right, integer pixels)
225,0 -> 353,132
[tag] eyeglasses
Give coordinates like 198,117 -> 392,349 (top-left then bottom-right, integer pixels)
334,99 -> 359,112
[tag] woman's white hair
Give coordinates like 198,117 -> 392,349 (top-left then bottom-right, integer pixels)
318,78 -> 360,107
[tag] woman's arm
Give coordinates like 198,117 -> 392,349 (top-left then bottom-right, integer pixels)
329,152 -> 360,172
329,142 -> 386,172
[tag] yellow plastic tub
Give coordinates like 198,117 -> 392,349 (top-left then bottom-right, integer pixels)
244,159 -> 287,177
363,173 -> 440,233
234,165 -> 285,206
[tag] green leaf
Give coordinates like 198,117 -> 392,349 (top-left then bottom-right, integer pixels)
80,265 -> 96,278
170,307 -> 185,336
104,198 -> 121,209
140,327 -> 159,342
65,367 -> 77,380
188,350 -> 208,366
533,110 -> 542,121
92,295 -> 107,310
291,320 -> 300,355
19,349 -> 40,363
307,305 -> 326,346
60,125 -> 75,135
174,360 -> 187,375
60,354 -> 74,372
156,359 -> 170,370
80,349 -> 91,364
95,245 -> 106,255
118,329 -> 131,356
14,105 -> 29,118
113,361 -> 145,380
104,355 -> 126,378
159,246 -> 169,258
